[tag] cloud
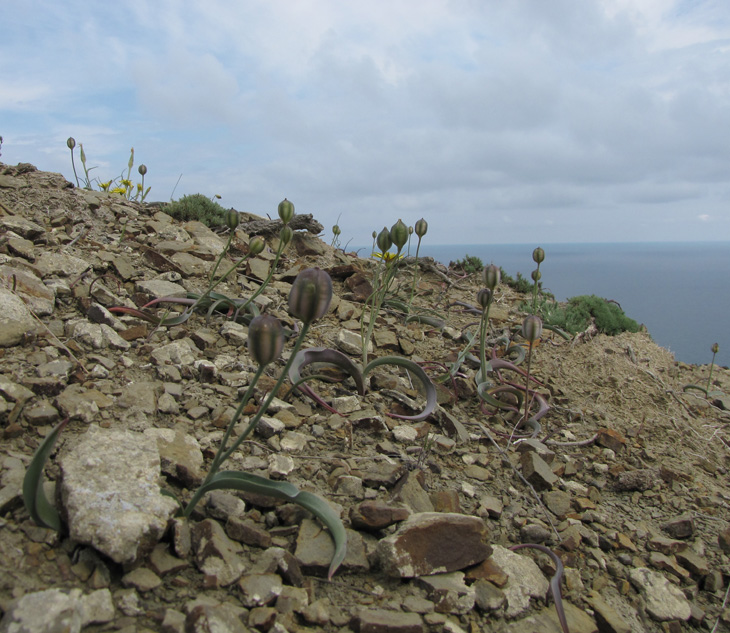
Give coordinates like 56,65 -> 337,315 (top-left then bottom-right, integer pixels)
2,0 -> 730,244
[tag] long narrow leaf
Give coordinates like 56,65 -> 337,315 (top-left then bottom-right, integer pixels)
22,418 -> 68,532
288,347 -> 367,408
363,356 -> 437,421
193,471 -> 346,579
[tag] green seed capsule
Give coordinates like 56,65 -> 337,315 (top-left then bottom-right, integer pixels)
332,224 -> 341,236
376,227 -> 392,254
532,247 -> 545,264
477,288 -> 492,310
522,315 -> 543,344
390,219 -> 409,251
278,198 -> 295,224
288,268 -> 333,324
483,264 -> 501,291
248,315 -> 285,366
280,225 -> 293,246
138,164 -> 147,176
249,237 -> 265,256
531,269 -> 541,282
712,343 -> 719,354
415,218 -> 428,238
66,137 -> 76,150
226,209 -> 240,231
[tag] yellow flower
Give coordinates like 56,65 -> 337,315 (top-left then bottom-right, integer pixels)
99,181 -> 112,191
110,187 -> 127,195
372,251 -> 403,263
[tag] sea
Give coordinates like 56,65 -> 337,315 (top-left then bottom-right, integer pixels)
403,242 -> 730,368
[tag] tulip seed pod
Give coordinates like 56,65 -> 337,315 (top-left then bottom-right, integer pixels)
138,164 -> 147,176
278,198 -> 295,224
225,209 -> 240,231
289,268 -> 333,324
372,230 -> 377,239
376,227 -> 392,254
67,137 -> 76,150
477,288 -> 492,310
483,264 -> 501,291
415,218 -> 428,238
522,315 -> 543,344
712,343 -> 720,354
248,237 -> 265,256
247,315 -> 285,366
531,269 -> 541,282
532,247 -> 545,264
390,219 -> 409,252
279,225 -> 293,246
332,224 -> 341,236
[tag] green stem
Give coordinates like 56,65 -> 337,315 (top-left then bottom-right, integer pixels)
209,231 -> 235,285
523,343 -> 534,427
206,364 -> 266,480
70,150 -> 80,188
706,351 -> 717,394
478,300 -> 493,384
183,321 -> 312,518
532,262 -> 541,313
407,238 -> 423,314
238,239 -> 286,314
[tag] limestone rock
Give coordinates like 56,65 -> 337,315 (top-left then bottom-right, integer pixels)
59,426 -> 179,565
489,545 -> 550,618
628,567 -> 691,622
0,287 -> 35,347
376,512 -> 491,578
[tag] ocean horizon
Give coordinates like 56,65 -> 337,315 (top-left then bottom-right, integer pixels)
355,241 -> 730,368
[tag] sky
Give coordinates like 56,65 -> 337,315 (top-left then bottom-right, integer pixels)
1,0 -> 730,245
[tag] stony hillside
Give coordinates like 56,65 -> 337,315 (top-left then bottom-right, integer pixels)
0,160 -> 729,633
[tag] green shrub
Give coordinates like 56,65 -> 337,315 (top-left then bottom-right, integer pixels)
538,294 -> 640,336
450,254 -> 483,274
164,194 -> 229,227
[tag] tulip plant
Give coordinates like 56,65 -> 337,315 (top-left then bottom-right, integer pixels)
108,199 -> 294,328
66,138 -> 151,202
23,267 -> 348,579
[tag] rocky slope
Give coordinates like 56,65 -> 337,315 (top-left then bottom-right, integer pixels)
0,160 -> 729,633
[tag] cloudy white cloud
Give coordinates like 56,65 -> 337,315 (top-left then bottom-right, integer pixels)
1,0 -> 729,244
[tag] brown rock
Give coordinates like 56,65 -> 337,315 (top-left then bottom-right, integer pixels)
520,451 -> 557,491
376,512 -> 491,578
596,428 -> 627,453
349,500 -> 411,531
662,514 -> 694,539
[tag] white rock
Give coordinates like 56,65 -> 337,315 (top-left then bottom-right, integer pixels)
0,288 -> 35,347
60,426 -> 179,565
629,567 -> 691,622
489,545 -> 549,618
0,588 -> 83,633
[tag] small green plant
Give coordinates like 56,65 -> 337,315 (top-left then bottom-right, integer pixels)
521,315 -> 542,427
531,247 -> 545,312
164,193 -> 230,227
450,254 -> 483,275
537,295 -> 640,336
477,264 -> 500,384
406,218 -> 428,313
66,138 -> 150,201
24,268 -> 348,579
707,343 -> 720,393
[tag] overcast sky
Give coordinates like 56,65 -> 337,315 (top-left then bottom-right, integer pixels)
2,0 -> 729,245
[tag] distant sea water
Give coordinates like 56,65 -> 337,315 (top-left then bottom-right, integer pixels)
407,242 -> 729,367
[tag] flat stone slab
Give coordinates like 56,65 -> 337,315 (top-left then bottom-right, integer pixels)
60,425 -> 179,565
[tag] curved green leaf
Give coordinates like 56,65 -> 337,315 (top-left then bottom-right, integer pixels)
363,356 -> 437,422
288,347 -> 367,410
22,418 -> 68,532
189,471 -> 346,580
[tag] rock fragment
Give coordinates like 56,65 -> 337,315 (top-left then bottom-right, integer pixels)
376,512 -> 491,578
59,425 -> 178,565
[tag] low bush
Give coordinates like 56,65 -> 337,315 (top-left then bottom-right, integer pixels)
450,254 -> 484,274
538,294 -> 640,335
164,194 -> 229,227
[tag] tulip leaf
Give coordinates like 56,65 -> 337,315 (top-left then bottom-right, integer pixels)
22,418 -> 68,532
288,347 -> 367,410
363,356 -> 437,421
191,471 -> 346,580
